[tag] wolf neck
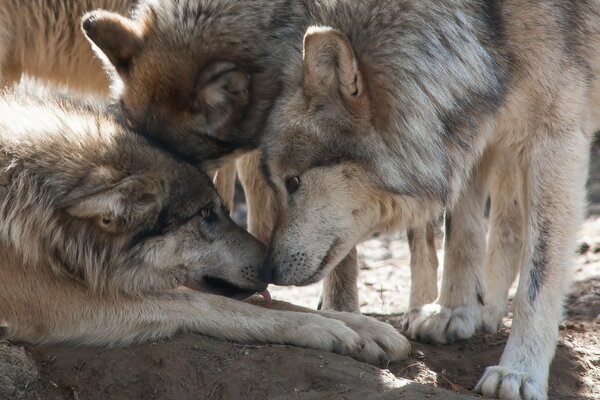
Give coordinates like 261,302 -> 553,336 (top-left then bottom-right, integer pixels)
274,0 -> 507,208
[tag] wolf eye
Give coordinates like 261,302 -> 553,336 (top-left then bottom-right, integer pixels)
285,177 -> 301,194
200,207 -> 218,225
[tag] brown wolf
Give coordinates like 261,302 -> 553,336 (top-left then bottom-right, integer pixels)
0,88 -> 410,365
82,0 -> 440,313
0,0 -> 137,96
251,2 -> 599,399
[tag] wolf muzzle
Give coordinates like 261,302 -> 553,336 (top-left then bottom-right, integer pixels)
258,248 -> 280,284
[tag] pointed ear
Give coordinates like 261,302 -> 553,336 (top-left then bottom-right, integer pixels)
303,26 -> 371,119
193,62 -> 250,138
60,170 -> 163,234
82,10 -> 144,72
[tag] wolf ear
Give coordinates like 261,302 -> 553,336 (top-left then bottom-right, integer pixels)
194,62 -> 250,138
303,26 -> 372,119
60,170 -> 163,234
82,11 -> 144,72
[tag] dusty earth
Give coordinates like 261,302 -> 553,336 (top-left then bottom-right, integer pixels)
0,141 -> 598,400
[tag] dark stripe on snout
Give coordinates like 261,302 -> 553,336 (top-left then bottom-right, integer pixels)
528,218 -> 550,302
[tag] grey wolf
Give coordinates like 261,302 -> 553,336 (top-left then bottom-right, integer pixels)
82,0 -> 440,313
0,0 -> 136,96
0,88 -> 410,365
254,2 -> 597,399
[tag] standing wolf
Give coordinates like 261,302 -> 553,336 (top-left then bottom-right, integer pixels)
0,88 -> 409,365
82,0 -> 440,313
251,2 -> 597,399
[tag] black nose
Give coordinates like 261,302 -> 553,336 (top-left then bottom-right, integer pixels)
258,249 -> 279,283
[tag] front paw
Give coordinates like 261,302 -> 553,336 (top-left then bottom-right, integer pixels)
402,303 -> 480,344
289,314 -> 363,358
320,311 -> 410,365
475,366 -> 547,400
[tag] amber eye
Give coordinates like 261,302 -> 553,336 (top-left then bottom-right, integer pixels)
285,177 -> 301,194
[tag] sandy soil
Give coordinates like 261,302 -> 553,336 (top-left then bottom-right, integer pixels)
1,142 -> 598,400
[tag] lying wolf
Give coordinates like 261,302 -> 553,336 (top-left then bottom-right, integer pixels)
0,88 -> 409,365
81,0 -> 440,312
253,2 -> 598,399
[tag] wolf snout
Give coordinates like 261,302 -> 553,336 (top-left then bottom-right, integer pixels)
258,249 -> 280,283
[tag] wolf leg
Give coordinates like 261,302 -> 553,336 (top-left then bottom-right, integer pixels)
320,248 -> 360,312
213,160 -> 237,213
6,282 -> 408,365
237,150 -> 275,244
476,131 -> 587,400
404,151 -> 493,343
480,152 -> 524,334
247,297 -> 411,363
407,221 -> 439,308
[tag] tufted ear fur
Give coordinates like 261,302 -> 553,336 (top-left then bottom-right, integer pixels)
60,168 -> 163,234
302,26 -> 372,120
82,10 -> 144,73
192,62 -> 250,139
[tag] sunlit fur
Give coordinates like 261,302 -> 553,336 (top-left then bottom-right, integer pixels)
0,88 -> 410,365
259,2 -> 598,399
0,0 -> 136,95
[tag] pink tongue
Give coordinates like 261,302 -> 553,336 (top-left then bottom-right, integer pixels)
260,289 -> 272,305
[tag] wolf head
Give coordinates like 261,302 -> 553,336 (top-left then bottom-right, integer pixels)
0,92 -> 267,299
257,20 -> 504,286
81,1 -> 279,168
255,27 -> 447,286
55,160 -> 268,299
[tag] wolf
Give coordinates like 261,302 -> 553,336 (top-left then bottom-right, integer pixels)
81,0 -> 440,313
0,0 -> 138,96
0,88 -> 410,365
251,1 -> 599,399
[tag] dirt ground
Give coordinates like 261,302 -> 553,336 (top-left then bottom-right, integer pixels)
1,141 -> 598,400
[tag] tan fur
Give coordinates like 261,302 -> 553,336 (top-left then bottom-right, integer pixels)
255,2 -> 598,399
0,0 -> 136,95
0,88 -> 410,364
82,0 -> 439,313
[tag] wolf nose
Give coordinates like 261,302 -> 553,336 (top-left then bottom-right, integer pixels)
259,249 -> 279,283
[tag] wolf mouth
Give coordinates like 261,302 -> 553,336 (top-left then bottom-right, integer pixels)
300,237 -> 343,286
184,276 -> 261,300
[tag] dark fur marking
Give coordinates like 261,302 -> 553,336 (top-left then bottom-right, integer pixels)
528,217 -> 550,302
444,210 -> 452,242
406,228 -> 415,247
259,152 -> 278,193
127,207 -> 171,248
476,279 -> 485,306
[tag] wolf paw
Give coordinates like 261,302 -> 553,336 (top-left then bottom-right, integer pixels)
475,366 -> 547,400
321,311 -> 410,365
402,303 -> 480,344
291,314 -> 363,357
481,303 -> 506,334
